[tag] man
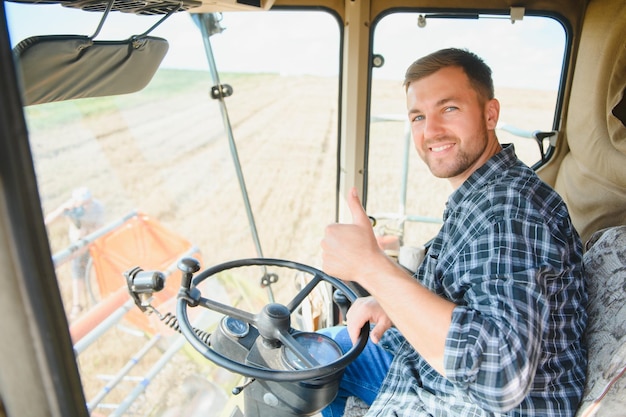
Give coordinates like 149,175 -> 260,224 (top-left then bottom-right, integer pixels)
321,48 -> 587,416
45,187 -> 105,320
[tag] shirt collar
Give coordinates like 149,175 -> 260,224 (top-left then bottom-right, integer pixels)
443,144 -> 517,219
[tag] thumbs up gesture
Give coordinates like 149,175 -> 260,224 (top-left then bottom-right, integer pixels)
321,187 -> 385,285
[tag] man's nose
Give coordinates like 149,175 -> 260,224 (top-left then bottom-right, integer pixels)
423,114 -> 445,140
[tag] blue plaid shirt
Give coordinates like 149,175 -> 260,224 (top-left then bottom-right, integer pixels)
368,144 -> 587,417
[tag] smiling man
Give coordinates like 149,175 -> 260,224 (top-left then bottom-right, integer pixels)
321,48 -> 587,417
406,64 -> 501,188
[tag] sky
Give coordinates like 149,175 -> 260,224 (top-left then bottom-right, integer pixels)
5,3 -> 566,90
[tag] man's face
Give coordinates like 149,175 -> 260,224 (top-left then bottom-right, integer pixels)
406,66 -> 500,188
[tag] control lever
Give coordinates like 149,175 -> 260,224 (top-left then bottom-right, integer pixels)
178,257 -> 201,290
333,289 -> 351,324
177,257 -> 202,307
232,378 -> 256,395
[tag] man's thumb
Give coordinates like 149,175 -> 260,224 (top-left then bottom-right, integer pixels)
348,187 -> 371,227
370,324 -> 385,344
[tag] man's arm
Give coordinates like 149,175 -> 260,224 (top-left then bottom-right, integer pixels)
44,198 -> 73,225
322,188 -> 455,376
322,188 -> 550,412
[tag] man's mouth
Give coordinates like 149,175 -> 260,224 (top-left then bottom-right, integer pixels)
430,143 -> 454,153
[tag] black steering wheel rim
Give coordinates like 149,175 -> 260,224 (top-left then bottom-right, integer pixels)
176,257 -> 368,382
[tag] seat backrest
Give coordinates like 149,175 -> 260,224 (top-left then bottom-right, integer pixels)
550,0 -> 626,244
575,225 -> 626,417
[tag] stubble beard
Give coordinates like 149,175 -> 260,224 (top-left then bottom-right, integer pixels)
424,125 -> 490,180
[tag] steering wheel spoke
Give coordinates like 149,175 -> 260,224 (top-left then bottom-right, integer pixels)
198,296 -> 257,325
278,330 -> 320,368
286,273 -> 323,313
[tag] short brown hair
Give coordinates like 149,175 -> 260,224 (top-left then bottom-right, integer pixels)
403,48 -> 494,101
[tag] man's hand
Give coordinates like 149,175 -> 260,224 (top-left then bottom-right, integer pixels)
322,189 -> 454,376
346,296 -> 393,344
321,187 -> 385,283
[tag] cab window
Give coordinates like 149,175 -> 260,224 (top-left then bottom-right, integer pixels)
367,11 -> 568,247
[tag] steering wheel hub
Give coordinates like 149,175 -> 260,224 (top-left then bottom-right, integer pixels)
258,303 -> 292,341
265,303 -> 290,318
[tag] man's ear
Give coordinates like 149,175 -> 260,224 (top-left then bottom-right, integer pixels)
485,98 -> 500,130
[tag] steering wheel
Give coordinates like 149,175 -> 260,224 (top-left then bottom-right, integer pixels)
176,258 -> 369,382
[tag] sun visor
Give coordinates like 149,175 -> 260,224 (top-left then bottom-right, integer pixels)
13,35 -> 169,105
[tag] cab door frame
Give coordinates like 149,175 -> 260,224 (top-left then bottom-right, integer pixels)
0,4 -> 87,416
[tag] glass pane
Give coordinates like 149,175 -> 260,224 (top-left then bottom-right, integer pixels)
368,12 -> 567,247
7,5 -> 340,415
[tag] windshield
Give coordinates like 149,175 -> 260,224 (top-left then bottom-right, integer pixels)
7,5 -> 340,415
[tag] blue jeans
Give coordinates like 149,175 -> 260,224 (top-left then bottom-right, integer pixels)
320,326 -> 393,417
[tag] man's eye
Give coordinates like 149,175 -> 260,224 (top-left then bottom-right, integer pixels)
444,106 -> 458,112
412,114 -> 425,122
